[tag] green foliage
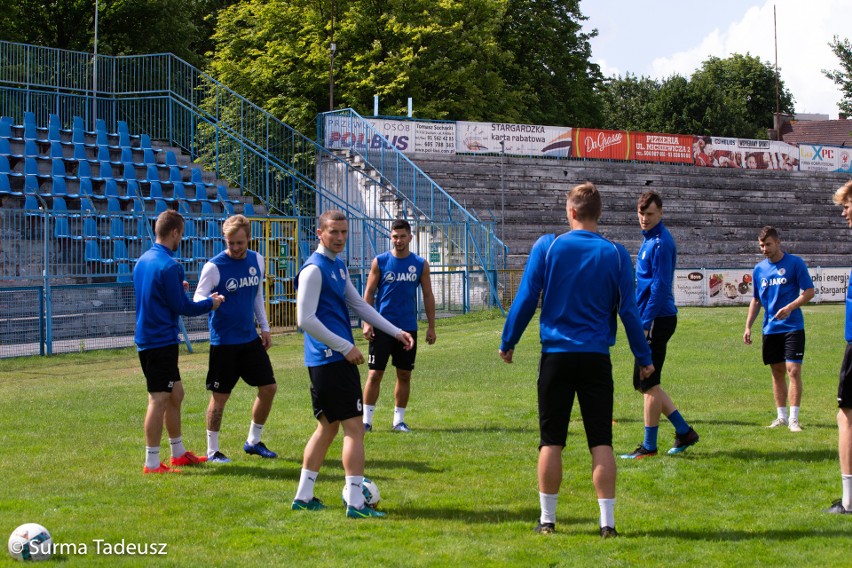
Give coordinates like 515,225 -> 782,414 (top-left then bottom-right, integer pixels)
0,306 -> 849,565
0,0 -> 230,67
823,35 -> 852,117
600,54 -> 795,138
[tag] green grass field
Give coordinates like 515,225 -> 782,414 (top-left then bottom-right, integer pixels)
1,305 -> 851,566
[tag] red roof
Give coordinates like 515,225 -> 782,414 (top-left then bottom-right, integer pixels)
782,119 -> 852,146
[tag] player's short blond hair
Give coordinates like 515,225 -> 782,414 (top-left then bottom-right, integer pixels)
222,214 -> 250,240
567,182 -> 602,221
833,180 -> 852,205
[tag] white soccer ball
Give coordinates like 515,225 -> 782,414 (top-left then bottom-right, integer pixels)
8,523 -> 52,562
342,477 -> 381,508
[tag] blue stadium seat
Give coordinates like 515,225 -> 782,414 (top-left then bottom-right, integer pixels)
82,216 -> 100,241
116,121 -> 132,148
85,240 -> 111,264
178,200 -> 192,215
206,220 -> 220,240
116,262 -> 132,283
77,159 -> 92,180
217,185 -> 240,204
212,239 -> 225,255
147,180 -> 170,202
0,116 -> 23,142
113,239 -> 131,262
78,177 -> 94,198
125,179 -> 140,202
52,158 -> 78,182
132,199 -> 145,216
132,216 -> 151,242
73,142 -> 92,163
24,140 -> 40,158
23,112 -> 38,140
0,138 -> 23,161
143,148 -> 160,166
97,160 -> 113,180
192,238 -> 208,262
0,155 -> 22,180
25,158 -> 50,185
24,193 -> 39,211
122,162 -> 136,181
222,200 -> 234,216
173,183 -> 197,203
80,196 -> 96,213
243,202 -> 255,216
110,217 -> 126,240
51,176 -> 81,199
200,200 -> 214,215
106,197 -> 123,215
154,200 -> 169,215
169,166 -> 187,187
183,219 -> 198,239
0,173 -> 21,197
24,176 -> 39,195
165,151 -> 186,170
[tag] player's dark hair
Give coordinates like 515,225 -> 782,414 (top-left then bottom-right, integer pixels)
567,182 -> 602,221
391,219 -> 412,233
637,191 -> 663,212
154,209 -> 184,239
318,209 -> 347,230
759,225 -> 779,241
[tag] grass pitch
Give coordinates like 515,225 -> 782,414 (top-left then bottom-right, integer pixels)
1,305 -> 851,566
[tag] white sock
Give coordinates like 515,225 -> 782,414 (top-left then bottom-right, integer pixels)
346,475 -> 365,509
539,492 -> 558,524
207,430 -> 219,458
363,404 -> 376,426
790,406 -> 800,422
843,475 -> 852,511
295,469 -> 319,503
145,446 -> 161,469
777,407 -> 789,421
169,436 -> 186,458
598,498 -> 615,529
393,406 -> 406,427
247,421 -> 263,445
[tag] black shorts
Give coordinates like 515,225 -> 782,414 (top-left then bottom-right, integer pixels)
206,337 -> 276,394
368,329 -> 418,371
308,360 -> 363,423
138,344 -> 181,393
762,329 -> 806,365
537,352 -> 614,449
633,315 -> 677,392
838,343 -> 852,409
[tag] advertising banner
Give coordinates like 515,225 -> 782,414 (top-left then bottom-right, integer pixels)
456,121 -> 573,157
692,137 -> 799,170
632,133 -> 693,164
674,267 -> 849,306
571,128 -> 631,160
798,144 -> 852,172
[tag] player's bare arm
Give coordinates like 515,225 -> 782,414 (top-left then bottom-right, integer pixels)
743,297 -> 761,345
775,287 -> 815,321
362,257 -> 381,341
421,261 -> 437,345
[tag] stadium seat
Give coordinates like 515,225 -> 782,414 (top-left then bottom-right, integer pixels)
165,151 -> 186,170
116,121 -> 131,148
106,197 -> 123,215
78,178 -> 94,198
109,217 -> 126,240
243,202 -> 255,216
178,200 -> 192,215
183,219 -> 198,239
143,148 -> 160,167
0,173 -> 21,197
212,239 -> 225,255
217,185 -> 240,204
122,162 -> 136,181
24,176 -> 39,195
116,262 -> 132,283
222,200 -> 234,216
192,238 -> 208,263
153,200 -> 169,215
24,158 -> 50,185
0,155 -> 22,180
76,159 -> 92,180
85,239 -> 111,264
52,158 -> 78,182
113,239 -> 131,263
51,176 -> 82,200
200,200 -> 214,215
0,116 -> 23,142
82,216 -> 100,241
23,112 -> 38,140
97,160 -> 113,180
24,193 -> 39,211
79,197 -> 96,213
125,179 -> 140,202
206,220 -> 220,240
173,183 -> 197,203
147,180 -> 172,202
0,138 -> 23,161
24,140 -> 40,158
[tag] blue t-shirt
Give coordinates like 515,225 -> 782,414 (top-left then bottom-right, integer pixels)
753,253 -> 814,334
635,222 -> 678,329
295,251 -> 354,367
206,250 -> 263,346
373,251 -> 425,331
500,231 -> 651,366
133,243 -> 213,351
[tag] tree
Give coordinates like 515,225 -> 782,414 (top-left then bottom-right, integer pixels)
690,53 -> 794,139
598,54 -> 794,138
599,74 -> 661,131
497,0 -> 603,127
823,35 -> 852,116
0,0 -> 231,67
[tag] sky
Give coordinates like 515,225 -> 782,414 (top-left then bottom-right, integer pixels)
580,0 -> 852,118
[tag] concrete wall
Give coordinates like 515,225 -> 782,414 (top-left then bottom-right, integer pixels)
411,153 -> 852,269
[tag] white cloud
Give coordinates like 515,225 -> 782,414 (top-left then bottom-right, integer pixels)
649,1 -> 849,117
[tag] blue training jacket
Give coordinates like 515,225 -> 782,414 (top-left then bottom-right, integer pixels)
635,221 -> 678,330
500,230 -> 652,366
133,243 -> 214,351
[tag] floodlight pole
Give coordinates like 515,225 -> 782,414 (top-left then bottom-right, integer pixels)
329,0 -> 336,111
499,140 -> 505,245
93,0 -> 99,125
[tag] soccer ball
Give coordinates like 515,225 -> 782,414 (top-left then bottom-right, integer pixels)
342,477 -> 381,508
8,523 -> 52,562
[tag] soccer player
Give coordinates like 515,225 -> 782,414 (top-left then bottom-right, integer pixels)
621,192 -> 699,459
133,209 -> 224,474
291,210 -> 414,518
194,215 -> 278,463
829,180 -> 852,514
743,226 -> 815,432
499,182 -> 654,538
362,219 -> 436,433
